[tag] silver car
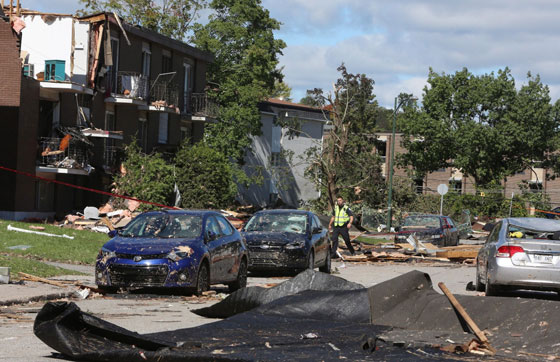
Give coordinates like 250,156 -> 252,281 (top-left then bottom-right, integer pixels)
476,217 -> 560,296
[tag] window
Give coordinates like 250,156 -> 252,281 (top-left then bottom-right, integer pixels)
183,63 -> 191,113
138,117 -> 147,151
180,126 -> 190,142
216,216 -> 235,236
162,49 -> 172,73
104,111 -> 115,164
436,167 -> 447,172
141,42 -> 151,77
449,180 -> 462,194
414,178 -> 424,194
312,215 -> 322,232
109,37 -> 119,91
205,216 -> 221,236
158,113 -> 168,144
270,152 -> 281,166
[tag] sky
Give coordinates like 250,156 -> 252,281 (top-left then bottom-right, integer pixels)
20,0 -> 560,108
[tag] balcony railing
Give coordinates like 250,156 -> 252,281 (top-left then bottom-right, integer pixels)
103,145 -> 123,171
149,81 -> 179,109
116,71 -> 148,99
191,92 -> 219,118
38,137 -> 90,171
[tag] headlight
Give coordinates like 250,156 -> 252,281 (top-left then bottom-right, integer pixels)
99,247 -> 116,259
285,240 -> 305,249
167,250 -> 190,262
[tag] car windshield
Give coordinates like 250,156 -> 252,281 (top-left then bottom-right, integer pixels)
120,213 -> 202,238
245,213 -> 308,234
403,216 -> 441,228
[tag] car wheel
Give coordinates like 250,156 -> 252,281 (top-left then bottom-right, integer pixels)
307,250 -> 315,270
195,263 -> 210,296
319,248 -> 331,274
485,269 -> 499,296
228,258 -> 248,293
475,264 -> 484,292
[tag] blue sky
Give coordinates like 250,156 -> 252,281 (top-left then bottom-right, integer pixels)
20,0 -> 560,108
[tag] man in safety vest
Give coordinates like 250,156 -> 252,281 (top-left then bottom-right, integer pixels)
328,196 -> 356,257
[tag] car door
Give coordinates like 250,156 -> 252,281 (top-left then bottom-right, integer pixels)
311,214 -> 326,264
216,215 -> 242,281
446,217 -> 459,245
204,215 -> 227,283
478,222 -> 502,278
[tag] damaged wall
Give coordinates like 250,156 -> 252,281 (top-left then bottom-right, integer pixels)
0,18 -> 21,106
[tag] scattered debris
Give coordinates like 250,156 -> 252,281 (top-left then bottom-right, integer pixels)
29,225 -> 45,231
301,333 -> 319,339
17,272 -> 68,288
7,245 -> 32,250
74,288 -> 90,300
7,224 -> 74,239
0,267 -> 10,284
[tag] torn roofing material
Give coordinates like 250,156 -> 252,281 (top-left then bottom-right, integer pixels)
33,270 -> 560,361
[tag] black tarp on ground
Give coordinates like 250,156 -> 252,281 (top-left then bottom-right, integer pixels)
34,270 -> 560,361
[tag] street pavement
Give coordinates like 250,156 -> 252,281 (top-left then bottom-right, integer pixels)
0,257 -> 478,361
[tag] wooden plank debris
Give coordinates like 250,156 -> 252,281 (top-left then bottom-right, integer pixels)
436,249 -> 479,259
18,272 -> 68,288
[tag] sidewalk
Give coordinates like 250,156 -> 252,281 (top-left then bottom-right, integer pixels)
0,263 -> 95,306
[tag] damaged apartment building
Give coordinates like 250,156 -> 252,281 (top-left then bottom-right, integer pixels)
0,6 -> 214,220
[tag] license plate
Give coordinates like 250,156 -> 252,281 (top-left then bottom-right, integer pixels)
532,254 -> 553,264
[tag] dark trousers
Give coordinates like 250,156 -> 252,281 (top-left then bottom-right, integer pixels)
331,226 -> 355,256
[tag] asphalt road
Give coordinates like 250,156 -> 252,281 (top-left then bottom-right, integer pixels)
0,258 -> 482,361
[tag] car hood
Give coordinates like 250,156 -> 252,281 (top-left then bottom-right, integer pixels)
242,231 -> 307,246
104,237 -> 202,254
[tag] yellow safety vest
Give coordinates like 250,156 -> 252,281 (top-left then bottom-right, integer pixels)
334,205 -> 350,227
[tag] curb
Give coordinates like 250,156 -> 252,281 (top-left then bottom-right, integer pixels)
0,291 -> 74,307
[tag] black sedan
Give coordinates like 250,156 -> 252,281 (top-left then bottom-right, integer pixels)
242,209 -> 331,273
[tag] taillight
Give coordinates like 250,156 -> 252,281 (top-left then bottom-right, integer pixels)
496,245 -> 525,258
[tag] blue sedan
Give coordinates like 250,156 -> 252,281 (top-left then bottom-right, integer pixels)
95,210 -> 248,295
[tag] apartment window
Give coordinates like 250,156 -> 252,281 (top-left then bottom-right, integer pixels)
180,126 -> 190,142
183,63 -> 191,113
449,180 -> 462,194
104,111 -> 116,165
138,117 -> 147,151
158,113 -> 168,144
162,49 -> 172,73
436,167 -> 446,172
414,178 -> 424,194
141,42 -> 151,77
109,37 -> 120,91
270,152 -> 281,166
529,182 -> 543,193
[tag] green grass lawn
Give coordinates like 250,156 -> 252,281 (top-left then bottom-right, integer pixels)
0,219 -> 108,265
0,254 -> 85,279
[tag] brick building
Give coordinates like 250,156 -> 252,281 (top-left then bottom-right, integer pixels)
0,8 -> 214,219
378,132 -> 560,205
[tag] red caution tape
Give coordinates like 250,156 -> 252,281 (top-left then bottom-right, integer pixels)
0,165 -> 178,210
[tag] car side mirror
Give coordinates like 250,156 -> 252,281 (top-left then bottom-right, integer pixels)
206,230 -> 217,242
108,229 -> 118,238
313,226 -> 322,234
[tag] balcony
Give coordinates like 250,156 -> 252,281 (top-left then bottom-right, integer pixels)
102,146 -> 124,173
139,80 -> 180,113
37,137 -> 93,175
190,92 -> 219,120
104,71 -> 149,105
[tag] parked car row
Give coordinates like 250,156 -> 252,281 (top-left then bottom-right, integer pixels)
95,209 -> 330,295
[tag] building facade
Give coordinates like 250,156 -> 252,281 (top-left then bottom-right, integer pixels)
0,8 -> 214,219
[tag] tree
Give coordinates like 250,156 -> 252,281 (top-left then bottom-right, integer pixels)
192,0 -> 286,163
299,95 -> 321,107
270,80 -> 292,101
78,0 -> 206,40
303,64 -> 385,210
398,68 -> 560,187
112,139 -> 175,210
175,142 -> 237,208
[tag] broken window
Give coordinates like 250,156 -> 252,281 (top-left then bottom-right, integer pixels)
245,213 -> 308,234
449,180 -> 462,194
120,213 -> 202,239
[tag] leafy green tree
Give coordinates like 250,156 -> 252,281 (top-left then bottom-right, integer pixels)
192,0 -> 286,163
78,0 -> 206,40
303,64 -> 384,210
399,67 -> 560,187
113,139 -> 174,210
299,95 -> 321,107
270,80 -> 292,101
175,142 -> 236,208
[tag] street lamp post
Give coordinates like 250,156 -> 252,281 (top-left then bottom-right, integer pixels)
386,95 -> 416,231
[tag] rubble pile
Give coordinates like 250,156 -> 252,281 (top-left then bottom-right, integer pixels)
61,199 -> 141,233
